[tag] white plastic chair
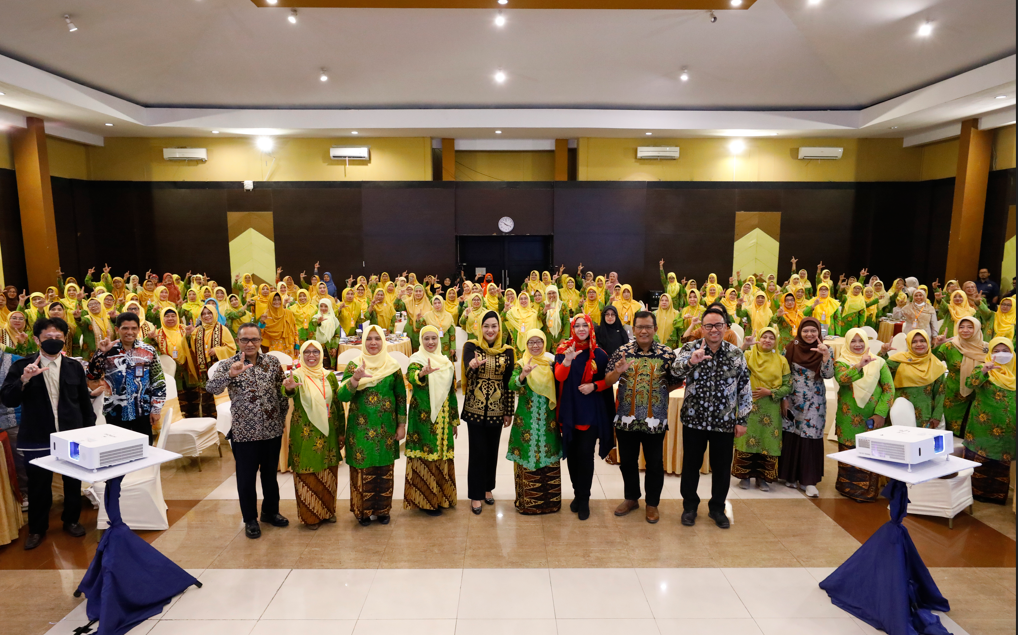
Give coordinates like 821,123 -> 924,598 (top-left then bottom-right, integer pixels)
455,327 -> 468,382
163,379 -> 221,471
907,469 -> 974,529
208,360 -> 232,437
394,320 -> 407,334
336,348 -> 362,370
728,323 -> 745,347
267,350 -> 293,368
889,397 -> 918,427
861,326 -> 879,340
389,351 -> 410,377
92,406 -> 174,531
868,340 -> 884,356
890,332 -> 907,354
92,394 -> 106,427
159,354 -> 177,380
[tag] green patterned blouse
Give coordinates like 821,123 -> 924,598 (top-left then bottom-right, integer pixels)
963,370 -> 1016,462
404,362 -> 459,461
285,372 -> 346,474
833,361 -> 895,446
506,365 -> 563,471
336,362 -> 407,469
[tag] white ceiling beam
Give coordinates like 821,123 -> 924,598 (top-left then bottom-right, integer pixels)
979,108 -> 1017,130
902,123 -> 962,148
44,123 -> 105,146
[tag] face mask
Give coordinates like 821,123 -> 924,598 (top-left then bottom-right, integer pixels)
991,351 -> 1014,365
40,339 -> 65,355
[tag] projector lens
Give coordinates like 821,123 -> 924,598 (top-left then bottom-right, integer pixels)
70,441 -> 80,460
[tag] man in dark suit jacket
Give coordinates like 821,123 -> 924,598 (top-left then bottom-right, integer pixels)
0,317 -> 96,550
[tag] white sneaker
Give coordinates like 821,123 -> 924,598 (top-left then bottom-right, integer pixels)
759,481 -> 770,492
804,485 -> 819,498
738,479 -> 751,490
785,480 -> 798,489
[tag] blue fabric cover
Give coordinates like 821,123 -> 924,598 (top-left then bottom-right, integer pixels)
820,481 -> 952,635
77,476 -> 199,635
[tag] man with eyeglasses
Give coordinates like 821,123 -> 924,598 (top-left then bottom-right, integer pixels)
671,303 -> 752,529
604,311 -> 681,524
206,322 -> 289,539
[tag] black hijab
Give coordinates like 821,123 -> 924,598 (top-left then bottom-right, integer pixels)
595,305 -> 629,358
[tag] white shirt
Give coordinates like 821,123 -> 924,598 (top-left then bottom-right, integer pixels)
38,353 -> 63,429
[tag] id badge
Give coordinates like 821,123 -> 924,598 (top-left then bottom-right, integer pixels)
172,349 -> 178,359
135,364 -> 144,378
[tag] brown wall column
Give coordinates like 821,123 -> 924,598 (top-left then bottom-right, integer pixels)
12,117 -> 60,292
944,119 -> 993,282
554,139 -> 569,181
441,138 -> 456,181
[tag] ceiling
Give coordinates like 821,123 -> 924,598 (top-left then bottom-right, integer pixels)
0,0 -> 1014,143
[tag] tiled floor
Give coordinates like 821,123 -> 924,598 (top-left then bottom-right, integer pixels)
1,417 -> 1014,635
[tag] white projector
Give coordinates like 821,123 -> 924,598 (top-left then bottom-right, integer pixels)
51,426 -> 149,471
855,427 -> 953,468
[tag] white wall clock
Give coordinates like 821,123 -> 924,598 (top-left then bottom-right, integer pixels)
498,216 -> 515,233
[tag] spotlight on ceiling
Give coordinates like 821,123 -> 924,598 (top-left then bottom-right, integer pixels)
320,68 -> 328,82
64,14 -> 77,32
918,21 -> 933,36
646,132 -> 653,136
105,123 -> 114,127
995,95 -> 1007,99
729,139 -> 746,154
351,131 -> 359,135
212,130 -> 220,134
0,91 -> 6,96
730,0 -> 743,6
498,0 -> 508,4
256,137 -> 274,153
495,10 -> 506,27
709,11 -> 718,23
495,130 -> 502,134
494,69 -> 507,83
808,0 -> 821,5
679,68 -> 690,82
266,0 -> 277,4
288,9 -> 298,24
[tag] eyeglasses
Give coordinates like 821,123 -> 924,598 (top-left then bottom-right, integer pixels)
239,337 -> 262,344
701,323 -> 726,331
633,325 -> 655,331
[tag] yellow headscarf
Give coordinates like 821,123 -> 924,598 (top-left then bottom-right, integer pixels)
984,337 -> 1016,391
290,289 -> 318,331
594,276 -> 607,303
505,293 -> 541,352
655,293 -> 678,345
60,283 -> 80,313
463,294 -> 485,338
181,289 -> 204,321
992,297 -> 1015,340
339,288 -> 363,334
292,340 -> 332,435
383,281 -> 399,306
745,290 -> 774,338
155,307 -> 197,380
519,328 -> 557,409
424,297 -> 455,333
614,284 -> 641,326
837,328 -> 887,408
704,284 -> 722,305
744,327 -> 789,391
780,293 -> 804,338
890,330 -> 947,388
665,272 -> 682,299
484,283 -> 501,312
812,283 -> 841,325
582,288 -> 602,324
842,283 -> 867,317
682,290 -> 705,325
86,296 -> 113,341
947,290 -> 976,330
444,288 -> 460,323
560,276 -> 581,312
349,324 -> 402,391
720,289 -> 740,317
403,284 -> 430,320
409,325 -> 456,422
952,317 -> 986,398
262,292 -> 299,352
544,286 -> 564,339
253,284 -> 273,319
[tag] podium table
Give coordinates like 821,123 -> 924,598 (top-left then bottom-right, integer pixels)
30,448 -> 201,635
820,450 -> 979,635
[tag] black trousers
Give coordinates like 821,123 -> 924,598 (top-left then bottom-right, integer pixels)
679,426 -> 734,515
25,451 -> 82,535
467,423 -> 503,501
111,416 -> 153,444
617,428 -> 665,507
566,428 -> 598,503
232,436 -> 282,523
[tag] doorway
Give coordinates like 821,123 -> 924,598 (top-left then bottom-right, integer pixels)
457,236 -> 553,291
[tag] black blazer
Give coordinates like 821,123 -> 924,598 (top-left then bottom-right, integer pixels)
0,354 -> 96,448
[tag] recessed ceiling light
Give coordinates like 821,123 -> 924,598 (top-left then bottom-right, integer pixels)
890,126 -> 898,129
64,15 -> 77,32
646,132 -> 653,136
494,69 -> 507,83
495,11 -> 506,27
995,95 -> 1007,99
288,9 -> 298,24
351,131 -> 359,135
266,0 -> 277,4
256,137 -> 274,152
679,68 -> 689,82
498,0 -> 508,4
918,21 -> 933,36
729,139 -> 746,154
730,0 -> 743,6
319,68 -> 328,82
104,123 -> 114,127
495,130 -> 502,134
808,0 -> 821,5
0,91 -> 5,96
212,130 -> 220,134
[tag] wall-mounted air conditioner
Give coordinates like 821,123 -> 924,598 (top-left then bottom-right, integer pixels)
330,146 -> 370,160
637,146 -> 680,160
797,147 -> 843,160
163,148 -> 207,162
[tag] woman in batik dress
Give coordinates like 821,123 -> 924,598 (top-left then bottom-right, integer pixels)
934,316 -> 987,437
885,330 -> 946,429
962,337 -> 1016,505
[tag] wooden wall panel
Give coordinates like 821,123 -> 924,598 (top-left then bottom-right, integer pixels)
0,169 -> 26,291
362,185 -> 457,279
151,188 -> 230,283
456,184 -> 554,236
271,187 -> 363,283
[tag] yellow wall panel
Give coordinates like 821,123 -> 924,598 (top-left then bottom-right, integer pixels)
455,151 -> 555,181
577,137 -> 925,182
919,138 -> 959,181
46,137 -> 90,180
732,228 -> 780,281
993,125 -> 1016,171
0,131 -> 13,171
87,136 -> 433,181
1002,235 -> 1016,296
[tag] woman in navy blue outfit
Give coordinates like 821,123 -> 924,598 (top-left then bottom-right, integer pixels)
554,314 -> 616,520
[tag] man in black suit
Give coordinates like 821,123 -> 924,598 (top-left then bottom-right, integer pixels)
0,317 -> 96,550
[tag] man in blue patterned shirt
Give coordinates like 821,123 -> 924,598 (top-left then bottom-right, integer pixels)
671,303 -> 752,529
87,312 -> 166,442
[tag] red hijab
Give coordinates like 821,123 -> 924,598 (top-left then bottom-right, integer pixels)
162,273 -> 181,303
557,314 -> 600,383
482,273 -> 495,295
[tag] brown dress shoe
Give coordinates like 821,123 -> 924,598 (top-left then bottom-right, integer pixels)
645,506 -> 660,524
614,500 -> 640,516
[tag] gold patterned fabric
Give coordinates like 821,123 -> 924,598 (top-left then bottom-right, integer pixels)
403,457 -> 457,511
349,464 -> 395,520
513,462 -> 562,515
461,343 -> 515,424
294,466 -> 339,525
834,443 -> 884,502
731,450 -> 778,483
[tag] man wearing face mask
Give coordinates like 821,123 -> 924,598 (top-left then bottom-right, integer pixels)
1,318 -> 96,550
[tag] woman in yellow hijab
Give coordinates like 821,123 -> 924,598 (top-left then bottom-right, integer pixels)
22,292 -> 48,329
720,288 -> 741,319
594,276 -> 607,303
367,288 -> 397,331
444,287 -> 461,325
484,283 -> 503,313
504,292 -> 542,353
934,316 -> 986,437
151,307 -> 198,388
542,286 -> 569,349
403,284 -> 431,323
0,311 -> 34,356
660,267 -> 683,306
938,289 -> 977,337
703,283 -> 722,306
179,288 -> 204,323
78,296 -> 112,360
733,326 -> 792,491
654,292 -> 680,348
680,289 -> 705,330
251,283 -> 273,320
417,295 -> 456,358
506,328 -> 562,515
961,337 -> 1016,504
260,292 -> 299,354
459,293 -> 486,341
806,283 -> 841,333
581,286 -> 603,326
337,288 -> 364,336
289,289 -> 318,335
525,270 -> 542,295
990,296 -> 1015,342
746,290 -> 775,339
836,282 -> 870,333
613,284 -> 641,327
560,275 -> 581,313
886,330 -> 947,428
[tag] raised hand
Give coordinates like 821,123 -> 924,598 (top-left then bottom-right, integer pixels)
981,362 -> 998,373
615,358 -> 633,375
351,365 -> 372,382
235,273 -> 241,281
855,353 -> 875,369
659,258 -> 665,269
19,291 -> 28,305
97,338 -> 115,353
880,341 -> 894,355
87,267 -> 96,276
185,324 -> 195,336
300,271 -> 306,279
277,266 -> 283,275
103,263 -> 111,274
817,261 -> 824,271
228,359 -> 251,378
73,308 -> 82,319
791,257 -> 798,267
689,344 -> 712,366
314,261 -> 320,270
15,332 -> 28,344
21,361 -> 48,382
519,362 -> 535,379
811,342 -> 831,359
283,375 -> 300,391
743,335 -> 756,349
932,279 -> 940,289
563,344 -> 578,363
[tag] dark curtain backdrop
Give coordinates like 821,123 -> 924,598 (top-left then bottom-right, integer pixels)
0,169 -> 1013,299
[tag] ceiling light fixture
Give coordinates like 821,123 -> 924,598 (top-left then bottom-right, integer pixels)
351,131 -> 359,135
495,10 -> 506,27
319,68 -> 328,82
498,0 -> 508,4
731,0 -> 743,6
212,130 -> 220,134
729,139 -> 746,154
995,95 -> 1007,99
646,132 -> 653,136
256,137 -> 274,153
104,123 -> 114,127
808,0 -> 821,5
495,130 -> 502,134
679,68 -> 689,82
288,9 -> 298,24
709,11 -> 718,23
64,15 -> 77,32
266,0 -> 277,4
0,91 -> 5,96
918,21 -> 933,36
494,69 -> 507,83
